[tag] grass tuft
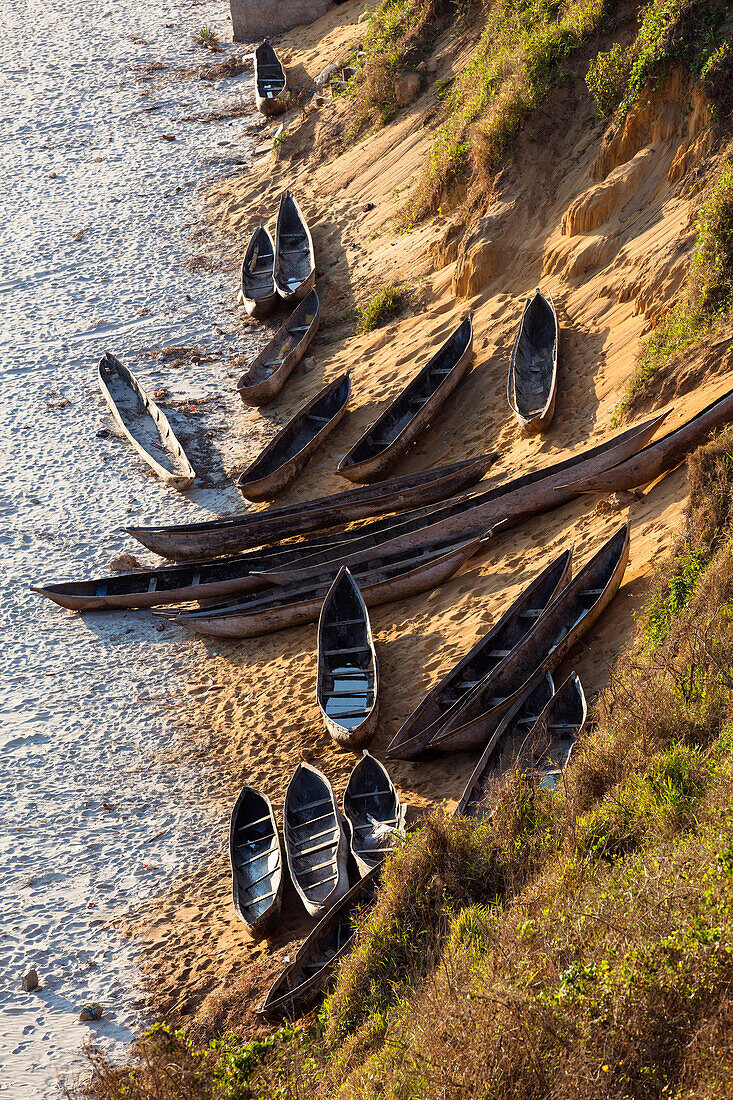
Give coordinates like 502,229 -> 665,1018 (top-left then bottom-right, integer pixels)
356,282 -> 414,333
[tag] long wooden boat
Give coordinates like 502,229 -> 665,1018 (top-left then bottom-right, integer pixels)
240,225 -> 277,319
98,352 -> 195,491
526,671 -> 586,789
557,384 -> 733,496
238,290 -> 320,407
125,453 -> 498,560
507,289 -> 559,435
456,672 -> 555,819
274,191 -> 315,302
238,372 -> 351,502
385,548 -> 573,762
343,753 -> 405,877
164,530 -> 490,638
258,864 -> 380,1020
254,40 -> 287,117
229,784 -> 283,938
338,315 -> 474,483
317,569 -> 379,749
430,524 -> 629,754
283,763 -> 349,918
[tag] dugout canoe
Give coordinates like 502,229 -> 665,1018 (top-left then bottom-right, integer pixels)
338,314 -> 474,483
238,290 -> 320,406
238,372 -> 350,501
98,352 -> 195,491
526,671 -> 586,789
343,753 -> 405,877
507,289 -> 558,435
385,548 -> 573,761
229,784 -> 283,938
124,453 -> 498,560
317,568 -> 378,749
430,524 -> 629,754
254,39 -> 287,116
283,763 -> 349,918
258,864 -> 380,1020
240,225 -> 277,319
274,190 -> 315,302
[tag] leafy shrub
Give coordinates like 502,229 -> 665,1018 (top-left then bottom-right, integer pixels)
356,282 -> 413,332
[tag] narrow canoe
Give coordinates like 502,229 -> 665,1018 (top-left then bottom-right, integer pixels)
507,289 -> 558,435
240,225 -> 277,319
125,453 -> 498,560
343,753 -> 405,877
338,315 -> 474,483
238,372 -> 351,502
283,763 -> 349,918
430,524 -> 629,753
385,547 -> 573,761
258,864 -> 380,1020
238,290 -> 320,406
164,530 -> 490,638
525,671 -> 586,790
229,785 -> 283,938
98,352 -> 195,491
317,569 -> 379,749
254,40 -> 287,117
274,191 -> 315,302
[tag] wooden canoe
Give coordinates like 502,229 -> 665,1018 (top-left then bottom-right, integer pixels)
430,524 -> 629,754
274,191 -> 315,302
317,569 -> 379,749
526,671 -> 586,789
283,763 -> 349,918
385,548 -> 573,762
98,352 -> 195,491
557,384 -> 733,496
125,453 -> 498,560
165,530 -> 491,638
258,864 -> 380,1020
238,290 -> 320,407
229,784 -> 283,938
343,753 -> 405,877
238,372 -> 351,502
338,315 -> 474,483
240,225 -> 277,319
456,671 -> 555,818
507,289 -> 558,435
254,40 -> 287,116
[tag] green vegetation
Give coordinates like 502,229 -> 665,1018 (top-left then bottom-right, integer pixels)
356,281 -> 414,332
191,25 -> 221,50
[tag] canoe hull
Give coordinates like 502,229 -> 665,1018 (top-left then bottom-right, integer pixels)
229,786 -> 283,939
507,290 -> 558,435
238,290 -> 320,406
284,763 -> 350,918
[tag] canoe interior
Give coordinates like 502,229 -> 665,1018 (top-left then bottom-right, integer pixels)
341,316 -> 472,469
509,291 -> 557,420
240,372 -> 350,484
285,764 -> 344,909
319,570 -> 377,731
239,289 -> 318,394
255,40 -> 286,99
343,754 -> 402,871
275,191 -> 313,295
527,672 -> 586,790
241,225 -> 275,305
230,785 -> 282,930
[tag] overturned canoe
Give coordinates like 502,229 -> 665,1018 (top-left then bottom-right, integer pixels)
229,784 -> 283,938
275,191 -> 315,302
284,763 -> 349,918
385,548 -> 573,761
238,372 -> 351,501
254,40 -> 287,116
431,524 -> 629,754
98,352 -> 195,491
258,864 -> 380,1020
343,753 -> 405,877
165,530 -> 490,638
238,290 -> 320,406
456,672 -> 555,819
317,568 -> 379,749
557,385 -> 733,496
125,453 -> 497,560
507,289 -> 558,435
338,315 -> 474,483
240,225 -> 277,319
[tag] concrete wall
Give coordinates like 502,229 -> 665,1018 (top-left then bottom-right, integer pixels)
230,0 -> 335,41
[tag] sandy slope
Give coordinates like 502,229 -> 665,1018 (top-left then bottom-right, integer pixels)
124,2 -> 733,1026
